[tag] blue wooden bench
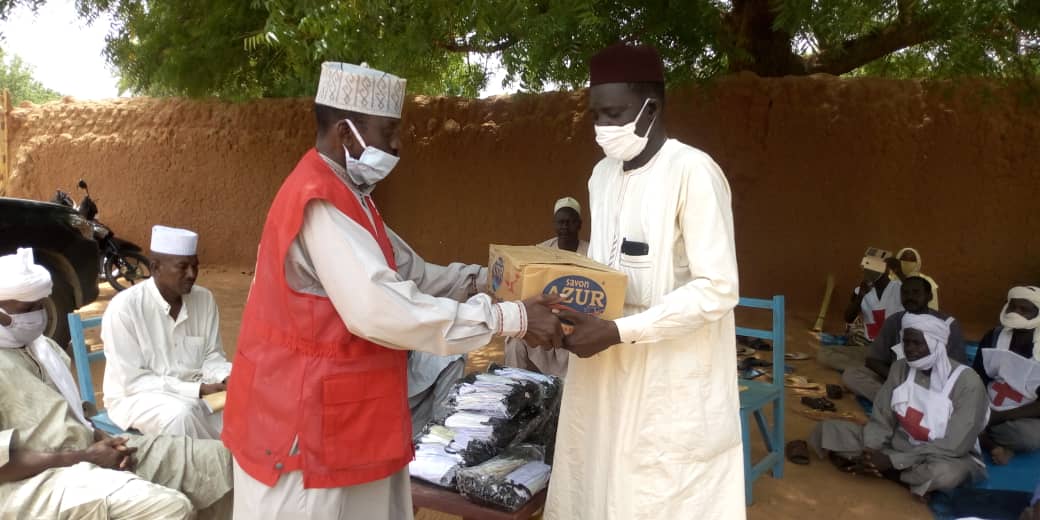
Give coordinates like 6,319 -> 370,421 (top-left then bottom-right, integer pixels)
737,295 -> 786,505
67,312 -> 128,435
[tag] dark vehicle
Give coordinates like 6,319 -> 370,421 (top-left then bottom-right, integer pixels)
0,196 -> 101,348
52,180 -> 150,291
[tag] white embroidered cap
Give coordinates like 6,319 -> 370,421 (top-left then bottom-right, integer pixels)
315,62 -> 406,118
150,225 -> 198,256
554,197 -> 581,216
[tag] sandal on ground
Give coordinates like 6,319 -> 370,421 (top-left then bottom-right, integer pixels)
785,352 -> 811,360
785,440 -> 811,465
794,407 -> 867,424
785,375 -> 823,390
801,396 -> 837,412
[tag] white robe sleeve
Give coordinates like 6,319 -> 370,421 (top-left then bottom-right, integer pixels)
388,228 -> 485,302
199,294 -> 232,384
613,157 -> 740,344
0,429 -> 12,467
101,307 -> 201,398
299,200 -> 523,356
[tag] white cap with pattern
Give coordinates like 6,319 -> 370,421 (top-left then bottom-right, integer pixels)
315,62 -> 406,118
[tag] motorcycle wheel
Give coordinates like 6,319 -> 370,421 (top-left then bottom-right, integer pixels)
104,251 -> 152,291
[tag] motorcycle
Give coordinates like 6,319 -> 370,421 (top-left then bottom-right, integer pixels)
52,180 -> 151,291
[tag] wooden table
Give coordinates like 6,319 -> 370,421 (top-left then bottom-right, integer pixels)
411,479 -> 546,520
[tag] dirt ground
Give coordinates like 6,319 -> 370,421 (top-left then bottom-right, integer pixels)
78,268 -> 935,519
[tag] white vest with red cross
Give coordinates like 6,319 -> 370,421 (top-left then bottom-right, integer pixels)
891,365 -> 968,445
983,327 -> 1040,412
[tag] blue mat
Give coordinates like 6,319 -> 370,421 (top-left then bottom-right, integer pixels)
976,450 -> 1040,492
929,488 -> 1031,520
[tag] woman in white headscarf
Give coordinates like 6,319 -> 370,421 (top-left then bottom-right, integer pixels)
890,247 -> 940,310
806,313 -> 989,498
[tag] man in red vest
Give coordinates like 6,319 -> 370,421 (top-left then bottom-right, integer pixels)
223,62 -> 564,520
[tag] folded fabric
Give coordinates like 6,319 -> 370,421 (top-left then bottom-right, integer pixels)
410,425 -> 465,487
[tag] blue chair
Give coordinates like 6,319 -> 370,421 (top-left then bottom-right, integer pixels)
68,312 -> 127,435
737,295 -> 786,506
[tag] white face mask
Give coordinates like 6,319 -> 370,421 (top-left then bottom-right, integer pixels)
342,119 -> 399,186
594,99 -> 657,161
0,309 -> 47,348
907,349 -> 939,371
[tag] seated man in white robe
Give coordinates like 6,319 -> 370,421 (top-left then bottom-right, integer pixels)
504,196 -> 588,378
974,286 -> 1040,465
102,225 -> 231,439
808,313 -> 989,499
0,248 -> 232,519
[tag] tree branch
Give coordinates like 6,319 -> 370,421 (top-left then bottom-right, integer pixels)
803,12 -> 942,75
436,36 -> 516,54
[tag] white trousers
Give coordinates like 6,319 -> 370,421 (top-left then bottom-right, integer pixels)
109,392 -> 223,439
232,459 -> 413,520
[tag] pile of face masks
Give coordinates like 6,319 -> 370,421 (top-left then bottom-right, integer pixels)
409,365 -> 562,510
455,444 -> 552,512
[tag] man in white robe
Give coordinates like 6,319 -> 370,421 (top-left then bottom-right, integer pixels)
504,196 -> 588,378
0,248 -> 232,519
227,62 -> 563,520
545,43 -> 745,520
102,225 -> 231,439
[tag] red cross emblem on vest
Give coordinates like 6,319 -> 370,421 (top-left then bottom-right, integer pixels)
898,407 -> 931,442
867,309 -> 886,339
992,381 -> 1025,406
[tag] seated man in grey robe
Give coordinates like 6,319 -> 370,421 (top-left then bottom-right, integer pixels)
974,286 -> 1040,465
809,312 -> 988,499
842,276 -> 966,401
0,248 -> 232,519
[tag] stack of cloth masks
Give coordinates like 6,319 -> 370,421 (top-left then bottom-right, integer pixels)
409,365 -> 562,498
455,444 -> 552,512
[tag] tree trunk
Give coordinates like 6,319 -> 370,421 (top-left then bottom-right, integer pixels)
723,0 -> 805,76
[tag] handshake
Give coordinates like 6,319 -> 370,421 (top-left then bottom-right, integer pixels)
520,295 -> 621,359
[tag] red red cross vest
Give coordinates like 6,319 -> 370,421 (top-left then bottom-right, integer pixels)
222,148 -> 412,489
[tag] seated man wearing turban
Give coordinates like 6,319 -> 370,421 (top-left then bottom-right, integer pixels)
807,313 -> 989,499
974,286 -> 1040,465
0,248 -> 232,519
102,225 -> 231,439
842,276 -> 966,401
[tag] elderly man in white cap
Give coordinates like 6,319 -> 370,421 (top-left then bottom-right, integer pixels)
538,196 -> 589,255
500,196 -> 590,379
101,225 -> 231,440
974,286 -> 1040,466
0,248 -> 233,519
223,62 -> 562,520
804,313 -> 989,499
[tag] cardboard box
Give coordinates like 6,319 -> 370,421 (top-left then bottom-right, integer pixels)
488,244 -> 627,319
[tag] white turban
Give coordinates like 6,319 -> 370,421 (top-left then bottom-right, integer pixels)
151,225 -> 198,256
1000,286 -> 1040,358
900,312 -> 953,386
0,248 -> 53,302
554,197 -> 581,216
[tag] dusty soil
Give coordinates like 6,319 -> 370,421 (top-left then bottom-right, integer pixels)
78,268 -> 935,519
